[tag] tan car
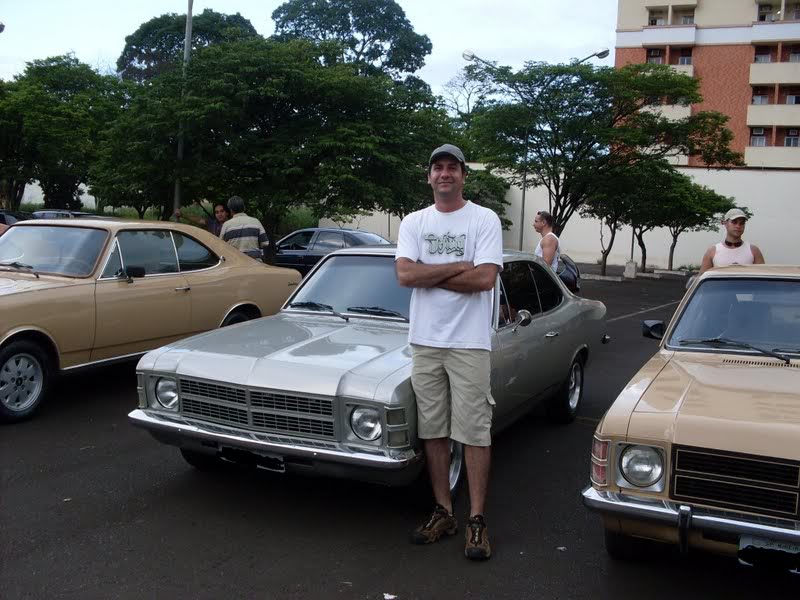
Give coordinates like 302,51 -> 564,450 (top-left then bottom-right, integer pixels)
583,265 -> 800,573
0,219 -> 300,422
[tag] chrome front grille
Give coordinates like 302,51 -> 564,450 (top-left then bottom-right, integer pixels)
179,378 -> 336,440
671,446 -> 800,519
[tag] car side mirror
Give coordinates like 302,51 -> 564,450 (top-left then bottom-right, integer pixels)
124,265 -> 146,283
512,309 -> 533,332
642,320 -> 665,340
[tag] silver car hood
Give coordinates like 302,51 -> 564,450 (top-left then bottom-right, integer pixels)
143,312 -> 412,399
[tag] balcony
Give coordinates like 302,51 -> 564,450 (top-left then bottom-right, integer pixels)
751,21 -> 800,43
641,26 -> 697,47
745,146 -> 800,168
671,64 -> 694,77
750,62 -> 800,85
642,104 -> 692,121
747,104 -> 800,127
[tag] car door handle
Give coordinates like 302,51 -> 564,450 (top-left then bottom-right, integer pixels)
174,286 -> 191,292
545,331 -> 559,338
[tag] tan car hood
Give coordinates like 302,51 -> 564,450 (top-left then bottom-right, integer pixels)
0,273 -> 78,296
628,353 -> 800,461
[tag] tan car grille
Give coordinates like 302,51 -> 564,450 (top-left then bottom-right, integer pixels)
179,378 -> 336,440
671,446 -> 800,520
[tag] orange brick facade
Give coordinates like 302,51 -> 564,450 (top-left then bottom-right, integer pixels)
616,45 -> 756,165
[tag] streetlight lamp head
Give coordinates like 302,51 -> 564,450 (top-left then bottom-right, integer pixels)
596,48 -> 610,59
462,50 -> 476,62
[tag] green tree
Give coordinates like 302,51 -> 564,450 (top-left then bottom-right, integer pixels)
0,55 -> 121,210
463,169 -> 512,230
470,62 -> 743,236
116,9 -> 259,83
661,180 -> 735,271
271,0 -> 432,76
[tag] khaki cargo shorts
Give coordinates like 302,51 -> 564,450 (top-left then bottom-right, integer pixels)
410,344 -> 495,447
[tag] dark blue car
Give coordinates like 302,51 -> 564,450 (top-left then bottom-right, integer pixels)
274,227 -> 390,276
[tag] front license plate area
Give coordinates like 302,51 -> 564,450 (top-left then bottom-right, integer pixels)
738,535 -> 800,573
220,447 -> 286,473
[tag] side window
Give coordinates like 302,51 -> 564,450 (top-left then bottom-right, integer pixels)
530,263 -> 563,312
344,234 -> 361,247
280,231 -> 314,251
499,261 -> 542,326
312,231 -> 345,251
117,230 -> 178,275
101,241 -> 123,278
173,232 -> 219,271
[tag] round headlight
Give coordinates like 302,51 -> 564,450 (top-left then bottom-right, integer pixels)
155,378 -> 179,409
620,445 -> 663,487
351,407 -> 382,441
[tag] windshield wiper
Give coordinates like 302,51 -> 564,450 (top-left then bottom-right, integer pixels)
288,301 -> 348,322
678,337 -> 790,364
346,306 -> 409,321
0,261 -> 39,278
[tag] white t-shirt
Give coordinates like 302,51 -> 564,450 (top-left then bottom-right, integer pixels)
395,201 -> 503,350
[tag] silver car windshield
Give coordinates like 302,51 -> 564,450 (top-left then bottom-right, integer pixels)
0,226 -> 107,277
287,255 -> 412,321
667,279 -> 800,356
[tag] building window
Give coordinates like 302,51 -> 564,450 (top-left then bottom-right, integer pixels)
648,10 -> 666,26
787,95 -> 800,105
791,52 -> 800,63
758,4 -> 778,21
754,53 -> 772,63
751,128 -> 767,146
785,131 -> 800,147
680,14 -> 695,25
647,49 -> 663,64
794,4 -> 800,20
678,56 -> 692,65
752,95 -> 769,104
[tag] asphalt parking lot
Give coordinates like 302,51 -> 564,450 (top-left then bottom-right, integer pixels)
1,275 -> 794,599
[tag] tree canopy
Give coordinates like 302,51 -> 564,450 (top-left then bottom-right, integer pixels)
271,0 -> 432,76
116,9 -> 259,83
469,62 -> 743,236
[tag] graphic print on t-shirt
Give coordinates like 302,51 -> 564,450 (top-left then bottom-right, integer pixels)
424,232 -> 466,256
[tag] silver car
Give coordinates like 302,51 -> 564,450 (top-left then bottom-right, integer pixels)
129,246 -> 608,490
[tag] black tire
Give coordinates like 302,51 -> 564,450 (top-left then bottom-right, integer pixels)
604,528 -> 656,561
547,355 -> 585,424
0,340 -> 51,423
180,448 -> 224,471
221,310 -> 250,327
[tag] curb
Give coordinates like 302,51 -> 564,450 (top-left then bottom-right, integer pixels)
582,274 -> 625,282
636,272 -> 663,280
652,269 -> 691,278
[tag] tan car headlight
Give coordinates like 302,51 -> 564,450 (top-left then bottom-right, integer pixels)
619,445 -> 663,488
350,407 -> 382,441
155,377 -> 179,410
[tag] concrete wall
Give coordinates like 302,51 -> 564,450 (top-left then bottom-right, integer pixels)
320,167 -> 800,269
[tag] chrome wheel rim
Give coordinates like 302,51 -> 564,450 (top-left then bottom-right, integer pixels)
448,440 -> 464,492
0,352 -> 44,413
568,362 -> 583,412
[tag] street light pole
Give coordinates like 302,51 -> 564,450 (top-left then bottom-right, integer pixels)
173,0 -> 194,214
463,48 -> 609,250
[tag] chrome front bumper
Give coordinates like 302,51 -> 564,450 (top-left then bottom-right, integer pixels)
582,486 -> 800,548
129,409 -> 423,484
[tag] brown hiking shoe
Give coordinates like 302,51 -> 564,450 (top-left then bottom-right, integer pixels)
465,514 -> 491,560
410,504 -> 458,545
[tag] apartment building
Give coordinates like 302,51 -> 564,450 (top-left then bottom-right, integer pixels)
616,0 -> 800,169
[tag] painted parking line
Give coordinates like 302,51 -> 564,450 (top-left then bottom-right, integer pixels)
607,300 -> 681,323
576,416 -> 600,426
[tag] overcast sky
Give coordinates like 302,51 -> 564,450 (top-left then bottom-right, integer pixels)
0,0 -> 617,91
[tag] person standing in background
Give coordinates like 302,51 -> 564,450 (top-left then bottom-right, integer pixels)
533,211 -> 560,270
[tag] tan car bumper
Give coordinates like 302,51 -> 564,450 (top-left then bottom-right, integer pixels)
582,486 -> 800,553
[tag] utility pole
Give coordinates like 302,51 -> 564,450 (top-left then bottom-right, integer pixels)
173,0 -> 193,214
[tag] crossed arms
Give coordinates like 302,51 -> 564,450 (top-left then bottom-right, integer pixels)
395,258 -> 498,293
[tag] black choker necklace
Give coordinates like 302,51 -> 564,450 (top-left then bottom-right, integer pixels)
724,240 -> 743,248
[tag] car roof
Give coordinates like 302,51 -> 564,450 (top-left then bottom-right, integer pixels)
328,244 -> 542,263
12,218 -> 206,235
699,265 -> 800,279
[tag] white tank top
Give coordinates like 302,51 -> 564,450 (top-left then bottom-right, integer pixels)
712,241 -> 754,267
535,232 -> 560,270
